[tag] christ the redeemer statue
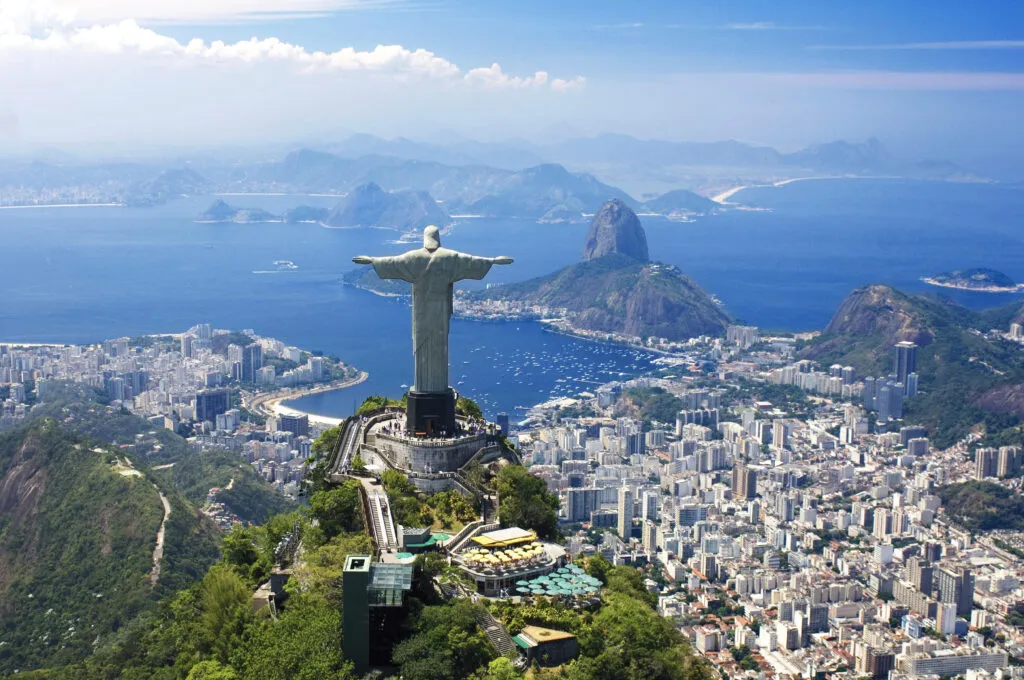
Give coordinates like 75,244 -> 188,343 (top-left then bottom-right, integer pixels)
353,226 -> 512,435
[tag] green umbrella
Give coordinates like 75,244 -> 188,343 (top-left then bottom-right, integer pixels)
516,586 -> 531,593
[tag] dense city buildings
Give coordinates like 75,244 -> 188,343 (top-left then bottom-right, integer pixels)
509,328 -> 1024,680
1,326 -> 359,505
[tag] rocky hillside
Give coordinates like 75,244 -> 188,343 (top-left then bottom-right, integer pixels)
475,201 -> 729,340
583,199 -> 649,262
324,181 -> 450,231
804,285 -> 1024,446
0,421 -> 220,674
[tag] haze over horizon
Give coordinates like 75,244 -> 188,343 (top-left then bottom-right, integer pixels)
1,0 -> 1023,175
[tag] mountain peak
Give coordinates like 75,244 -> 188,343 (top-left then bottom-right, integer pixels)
582,199 -> 649,263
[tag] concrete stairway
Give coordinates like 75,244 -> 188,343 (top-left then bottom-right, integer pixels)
473,605 -> 517,658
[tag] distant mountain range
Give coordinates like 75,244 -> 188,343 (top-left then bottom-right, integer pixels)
0,133 -> 991,211
323,181 -> 450,230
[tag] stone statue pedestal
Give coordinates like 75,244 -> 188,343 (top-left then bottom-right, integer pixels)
406,389 -> 457,437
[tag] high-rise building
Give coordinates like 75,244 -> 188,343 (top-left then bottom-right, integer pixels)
566,488 -> 601,522
1010,322 -> 1023,339
732,464 -> 758,500
900,425 -> 928,446
617,486 -> 634,540
893,341 -> 918,388
906,557 -> 934,596
195,388 -> 230,423
975,448 -> 998,480
279,413 -> 310,437
906,372 -> 919,397
937,566 -> 974,617
642,490 -> 659,521
309,356 -> 325,381
807,602 -> 829,634
998,446 -> 1022,477
642,520 -> 658,553
937,602 -> 958,635
180,334 -> 194,358
241,343 -> 263,383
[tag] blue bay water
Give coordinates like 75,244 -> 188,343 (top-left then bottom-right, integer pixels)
0,179 -> 1022,419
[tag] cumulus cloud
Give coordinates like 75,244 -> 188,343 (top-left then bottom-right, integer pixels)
464,63 -> 550,89
0,16 -> 581,89
551,76 -> 586,92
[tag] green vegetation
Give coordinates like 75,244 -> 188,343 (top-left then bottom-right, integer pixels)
495,465 -> 559,540
488,563 -> 712,680
729,646 -> 760,672
382,469 -> 478,530
457,395 -> 484,419
393,599 -> 497,680
475,252 -> 730,341
356,394 -> 407,415
936,480 -> 1024,532
621,386 -> 683,425
805,285 -> 1024,447
0,421 -> 220,675
30,381 -> 295,521
156,449 -> 295,524
741,381 -> 813,417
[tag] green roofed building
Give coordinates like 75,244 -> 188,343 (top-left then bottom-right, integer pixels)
512,626 -> 579,667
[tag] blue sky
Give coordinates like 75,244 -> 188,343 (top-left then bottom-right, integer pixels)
0,0 -> 1021,168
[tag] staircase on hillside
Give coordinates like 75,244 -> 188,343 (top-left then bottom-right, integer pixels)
473,605 -> 517,658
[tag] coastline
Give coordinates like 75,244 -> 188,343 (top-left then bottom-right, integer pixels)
710,175 -> 903,206
921,277 -> 1024,294
0,203 -> 123,210
248,371 -> 369,427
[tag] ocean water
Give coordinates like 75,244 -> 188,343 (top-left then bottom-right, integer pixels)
0,179 -> 1022,419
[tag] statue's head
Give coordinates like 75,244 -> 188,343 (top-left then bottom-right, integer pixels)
423,225 -> 441,251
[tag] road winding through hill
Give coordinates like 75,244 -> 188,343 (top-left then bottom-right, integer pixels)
149,488 -> 171,586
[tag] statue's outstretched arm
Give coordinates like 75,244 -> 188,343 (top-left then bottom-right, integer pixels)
352,256 -> 374,265
491,256 -> 513,265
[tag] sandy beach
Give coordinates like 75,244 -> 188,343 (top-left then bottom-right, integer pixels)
249,371 -> 369,427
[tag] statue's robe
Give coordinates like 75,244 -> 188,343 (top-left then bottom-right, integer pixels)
370,247 -> 493,393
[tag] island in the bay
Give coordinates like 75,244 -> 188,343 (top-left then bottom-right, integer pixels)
923,267 -> 1024,293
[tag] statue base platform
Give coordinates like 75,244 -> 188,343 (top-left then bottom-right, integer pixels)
406,389 -> 457,437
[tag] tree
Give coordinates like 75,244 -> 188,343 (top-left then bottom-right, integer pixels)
473,657 -> 523,680
187,660 -> 240,680
199,566 -> 252,664
220,524 -> 272,586
308,480 -> 363,539
349,453 -> 367,476
235,595 -> 355,680
585,554 -> 612,584
392,600 -> 496,680
456,396 -> 484,420
311,427 -> 341,456
495,465 -> 559,540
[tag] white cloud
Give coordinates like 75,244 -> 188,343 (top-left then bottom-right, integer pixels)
464,63 -> 550,89
551,76 -> 586,92
0,17 -> 579,88
810,40 -> 1024,51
